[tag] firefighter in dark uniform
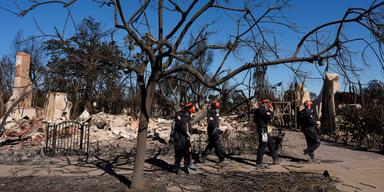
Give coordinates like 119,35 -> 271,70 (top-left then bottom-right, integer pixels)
254,99 -> 281,169
200,101 -> 225,163
172,102 -> 196,174
300,100 -> 321,163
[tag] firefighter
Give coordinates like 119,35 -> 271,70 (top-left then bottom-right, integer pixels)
171,102 -> 196,174
300,100 -> 321,163
199,101 -> 225,164
254,99 -> 281,169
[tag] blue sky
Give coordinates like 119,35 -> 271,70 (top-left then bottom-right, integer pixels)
0,0 -> 383,96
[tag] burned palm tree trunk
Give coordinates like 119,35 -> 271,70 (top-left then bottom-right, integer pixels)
321,73 -> 339,136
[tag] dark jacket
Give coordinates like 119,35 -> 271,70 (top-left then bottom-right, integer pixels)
207,108 -> 220,136
174,111 -> 191,137
299,108 -> 318,128
173,110 -> 191,151
254,106 -> 274,130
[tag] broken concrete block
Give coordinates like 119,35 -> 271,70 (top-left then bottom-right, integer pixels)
79,109 -> 90,122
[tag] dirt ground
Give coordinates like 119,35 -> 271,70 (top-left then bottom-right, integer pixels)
0,172 -> 336,192
0,130 -> 382,192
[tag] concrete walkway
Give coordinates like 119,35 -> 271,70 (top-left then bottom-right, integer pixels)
280,131 -> 384,192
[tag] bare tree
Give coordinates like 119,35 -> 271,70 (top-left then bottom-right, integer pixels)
0,56 -> 15,118
157,34 -> 215,115
7,0 -> 384,189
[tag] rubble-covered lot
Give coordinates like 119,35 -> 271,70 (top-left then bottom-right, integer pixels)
0,171 -> 337,192
4,112 -> 384,191
0,111 -> 257,160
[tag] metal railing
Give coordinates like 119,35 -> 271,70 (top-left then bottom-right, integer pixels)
44,121 -> 90,156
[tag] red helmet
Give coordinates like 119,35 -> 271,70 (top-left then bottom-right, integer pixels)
211,101 -> 221,108
261,99 -> 270,104
304,100 -> 312,107
184,102 -> 196,113
185,102 -> 193,108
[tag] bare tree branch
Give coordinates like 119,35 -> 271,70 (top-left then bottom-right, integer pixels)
18,0 -> 77,16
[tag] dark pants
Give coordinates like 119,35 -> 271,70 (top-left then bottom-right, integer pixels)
201,133 -> 225,162
302,126 -> 320,158
283,115 -> 290,127
256,128 -> 278,164
173,132 -> 191,170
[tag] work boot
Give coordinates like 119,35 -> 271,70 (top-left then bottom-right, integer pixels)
273,158 -> 283,165
218,159 -> 226,166
256,163 -> 270,169
308,157 -> 320,164
188,163 -> 197,170
184,163 -> 197,174
183,166 -> 190,174
303,151 -> 311,161
172,166 -> 179,174
197,156 -> 206,163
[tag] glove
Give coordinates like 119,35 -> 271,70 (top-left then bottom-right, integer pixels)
212,128 -> 223,136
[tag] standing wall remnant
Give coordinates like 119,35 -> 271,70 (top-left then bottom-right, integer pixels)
4,52 -> 36,120
7,52 -> 33,109
44,92 -> 72,122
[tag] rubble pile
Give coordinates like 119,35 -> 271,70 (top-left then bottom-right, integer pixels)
0,112 -> 251,146
147,118 -> 173,144
89,112 -> 138,141
0,118 -> 45,163
0,118 -> 45,147
80,111 -> 254,152
0,110 -> 254,159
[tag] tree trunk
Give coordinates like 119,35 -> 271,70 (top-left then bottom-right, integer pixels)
321,77 -> 336,135
0,88 -> 4,117
131,80 -> 156,190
